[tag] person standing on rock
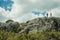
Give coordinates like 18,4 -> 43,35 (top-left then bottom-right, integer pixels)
46,13 -> 48,17
50,13 -> 52,17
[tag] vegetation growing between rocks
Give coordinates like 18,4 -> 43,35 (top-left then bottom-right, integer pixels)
0,30 -> 60,40
0,17 -> 60,40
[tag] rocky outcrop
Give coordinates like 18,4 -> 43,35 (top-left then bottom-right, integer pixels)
0,17 -> 60,34
0,20 -> 20,33
19,17 -> 60,34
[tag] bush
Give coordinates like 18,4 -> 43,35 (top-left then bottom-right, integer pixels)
0,30 -> 60,40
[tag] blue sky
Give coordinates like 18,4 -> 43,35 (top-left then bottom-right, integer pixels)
0,0 -> 14,11
0,0 -> 60,22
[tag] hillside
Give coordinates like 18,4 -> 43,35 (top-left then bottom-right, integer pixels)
19,17 -> 60,34
0,17 -> 60,34
0,17 -> 60,40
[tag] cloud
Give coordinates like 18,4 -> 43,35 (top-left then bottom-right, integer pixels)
12,12 -> 44,23
29,0 -> 38,3
13,0 -> 60,18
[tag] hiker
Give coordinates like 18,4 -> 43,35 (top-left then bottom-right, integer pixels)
50,13 -> 52,17
46,13 -> 48,17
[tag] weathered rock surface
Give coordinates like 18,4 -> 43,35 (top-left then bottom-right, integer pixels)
19,17 -> 60,34
0,17 -> 60,34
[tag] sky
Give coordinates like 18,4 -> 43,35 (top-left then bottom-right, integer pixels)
0,0 -> 60,23
0,0 -> 14,11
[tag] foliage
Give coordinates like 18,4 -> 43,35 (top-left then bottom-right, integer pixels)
0,30 -> 60,40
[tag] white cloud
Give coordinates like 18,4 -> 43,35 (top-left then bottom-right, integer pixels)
12,12 -> 44,23
12,13 -> 37,23
29,0 -> 38,3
